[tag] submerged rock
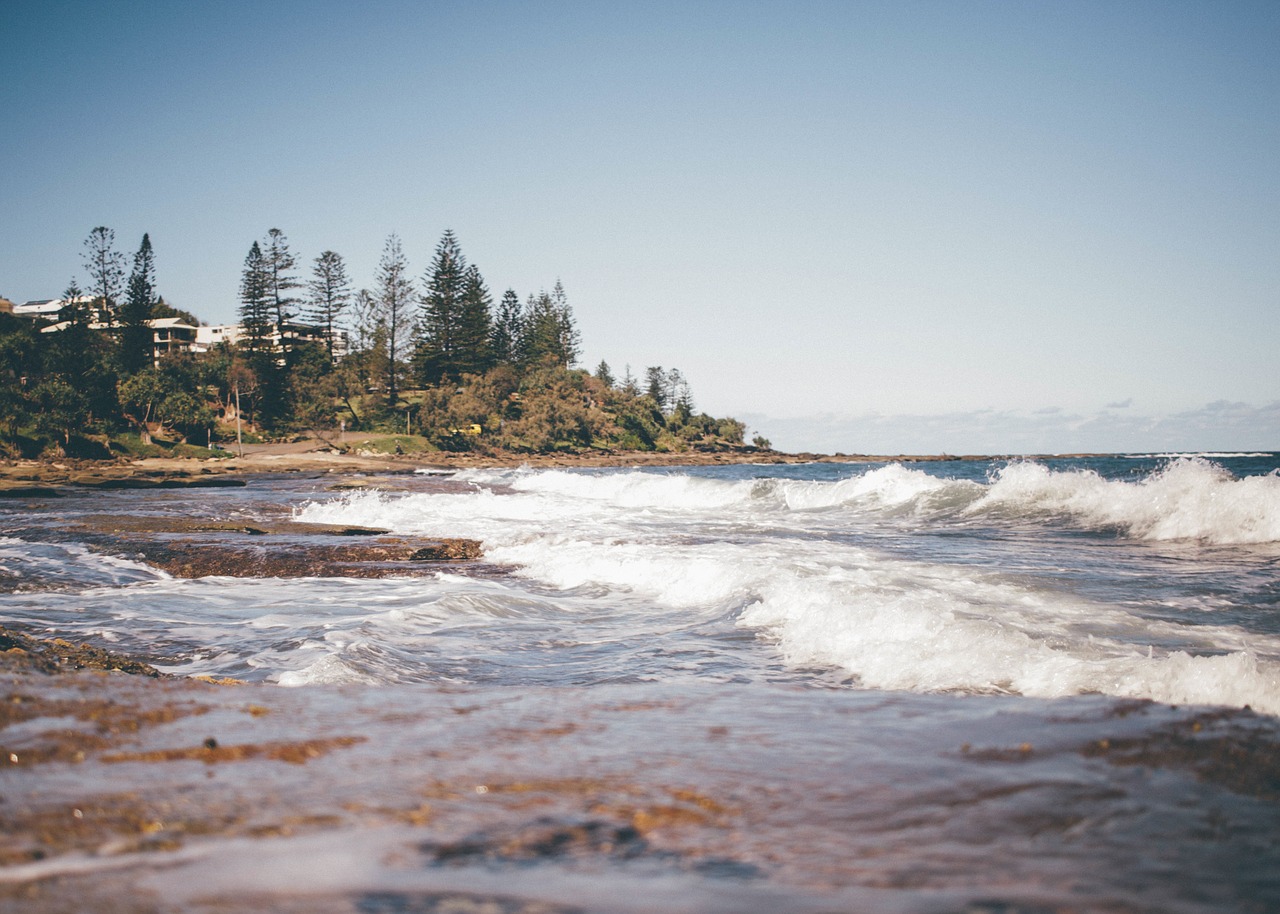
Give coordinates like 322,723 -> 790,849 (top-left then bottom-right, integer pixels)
0,625 -> 165,677
56,513 -> 484,579
130,540 -> 485,578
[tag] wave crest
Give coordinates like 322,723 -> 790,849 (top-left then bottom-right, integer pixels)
970,458 -> 1280,544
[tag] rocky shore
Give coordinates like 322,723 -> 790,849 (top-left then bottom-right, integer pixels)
0,438 -> 1100,498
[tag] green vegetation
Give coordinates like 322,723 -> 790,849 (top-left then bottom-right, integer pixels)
0,226 -> 761,459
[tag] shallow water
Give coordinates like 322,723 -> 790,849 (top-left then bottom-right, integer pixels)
1,454 -> 1278,912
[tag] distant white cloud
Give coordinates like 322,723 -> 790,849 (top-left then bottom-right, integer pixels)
1106,398 -> 1133,409
742,401 -> 1280,456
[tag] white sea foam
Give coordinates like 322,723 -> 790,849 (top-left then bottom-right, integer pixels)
969,458 -> 1280,544
275,653 -> 376,687
737,562 -> 1280,713
0,536 -> 169,589
293,461 -> 1280,711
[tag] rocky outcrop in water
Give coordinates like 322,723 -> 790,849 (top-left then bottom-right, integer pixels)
64,513 -> 485,579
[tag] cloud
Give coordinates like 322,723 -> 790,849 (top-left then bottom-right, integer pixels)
1106,398 -> 1133,409
741,401 -> 1280,455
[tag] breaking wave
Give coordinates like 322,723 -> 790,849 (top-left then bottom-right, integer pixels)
441,458 -> 1280,545
294,458 -> 1280,712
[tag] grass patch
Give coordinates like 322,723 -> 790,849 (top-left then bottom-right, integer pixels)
353,435 -> 438,455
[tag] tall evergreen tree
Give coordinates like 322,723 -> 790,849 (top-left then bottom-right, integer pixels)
645,366 -> 668,410
238,240 -> 288,427
413,229 -> 467,385
522,281 -> 581,368
456,263 -> 494,375
666,368 -> 693,418
491,288 -> 523,365
374,234 -> 414,407
262,228 -> 300,355
119,233 -> 157,374
82,226 -> 125,324
238,242 -> 273,353
306,250 -> 351,362
550,279 -> 581,366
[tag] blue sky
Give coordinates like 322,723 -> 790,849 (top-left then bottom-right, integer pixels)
2,0 -> 1277,453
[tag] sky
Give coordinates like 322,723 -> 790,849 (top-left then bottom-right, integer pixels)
1,0 -> 1277,454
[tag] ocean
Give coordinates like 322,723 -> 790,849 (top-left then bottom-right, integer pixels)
2,453 -> 1279,913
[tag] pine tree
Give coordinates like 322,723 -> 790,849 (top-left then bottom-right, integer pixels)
346,287 -> 382,397
306,250 -> 351,362
238,242 -> 273,354
413,229 -> 467,385
491,289 -> 523,365
521,282 -> 581,369
59,279 -> 91,329
595,360 -> 615,389
119,233 -> 157,375
262,228 -> 299,353
239,239 -> 289,428
550,280 -> 581,366
82,226 -> 125,325
645,366 -> 668,410
374,234 -> 414,407
456,263 -> 493,375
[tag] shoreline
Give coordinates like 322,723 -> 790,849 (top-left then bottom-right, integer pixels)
0,438 -> 1115,490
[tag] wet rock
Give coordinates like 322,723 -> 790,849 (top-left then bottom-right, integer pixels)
0,483 -> 62,499
129,539 -> 484,578
68,474 -> 246,490
424,817 -> 650,865
1081,707 -> 1280,800
101,735 -> 365,766
75,515 -> 390,537
0,625 -> 165,677
411,540 -> 483,561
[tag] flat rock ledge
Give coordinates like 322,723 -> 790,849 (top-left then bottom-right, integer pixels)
132,539 -> 484,579
0,464 -> 247,498
62,513 -> 485,579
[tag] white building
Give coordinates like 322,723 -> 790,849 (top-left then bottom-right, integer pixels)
13,298 -> 85,320
194,324 -> 243,350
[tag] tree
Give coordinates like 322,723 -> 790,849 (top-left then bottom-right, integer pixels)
262,228 -> 300,354
522,282 -> 580,369
82,226 -> 125,324
306,250 -> 351,362
119,233 -> 157,375
0,315 -> 38,440
645,366 -> 668,410
32,378 -> 89,447
58,278 -> 92,330
665,366 -> 696,427
237,240 -> 286,428
237,242 -> 273,353
45,276 -> 119,425
666,368 -> 693,417
549,280 -> 581,366
457,264 -> 494,375
374,234 -> 414,407
118,369 -> 170,444
413,229 -> 468,385
595,360 -> 615,389
491,289 -> 523,365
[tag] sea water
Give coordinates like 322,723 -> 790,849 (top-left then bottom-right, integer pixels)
2,454 -> 1279,912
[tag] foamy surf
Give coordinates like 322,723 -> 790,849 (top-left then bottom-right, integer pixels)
294,457 -> 1280,712
970,458 -> 1280,544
